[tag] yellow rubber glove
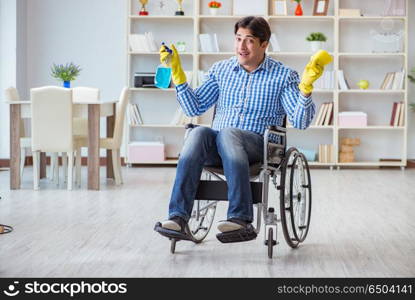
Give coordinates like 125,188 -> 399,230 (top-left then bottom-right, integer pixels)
299,50 -> 333,95
159,44 -> 186,86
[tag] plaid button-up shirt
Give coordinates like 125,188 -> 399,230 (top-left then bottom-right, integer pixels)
176,55 -> 315,135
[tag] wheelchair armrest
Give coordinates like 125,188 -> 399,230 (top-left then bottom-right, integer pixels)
184,123 -> 199,129
263,126 -> 286,168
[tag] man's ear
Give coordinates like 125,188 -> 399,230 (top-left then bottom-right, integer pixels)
261,41 -> 269,50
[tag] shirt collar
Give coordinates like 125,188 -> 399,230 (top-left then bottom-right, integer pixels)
232,55 -> 270,73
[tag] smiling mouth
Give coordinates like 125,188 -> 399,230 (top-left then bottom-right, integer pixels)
239,52 -> 250,57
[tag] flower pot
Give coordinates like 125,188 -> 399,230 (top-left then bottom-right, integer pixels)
295,3 -> 303,16
63,81 -> 71,88
310,41 -> 323,52
209,8 -> 218,15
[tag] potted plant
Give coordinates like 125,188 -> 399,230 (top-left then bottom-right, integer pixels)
51,62 -> 81,88
306,32 -> 327,52
208,1 -> 221,16
292,0 -> 303,16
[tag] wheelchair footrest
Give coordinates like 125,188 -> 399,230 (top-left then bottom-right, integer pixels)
216,224 -> 257,243
154,222 -> 193,242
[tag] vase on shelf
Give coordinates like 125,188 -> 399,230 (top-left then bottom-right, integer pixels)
295,3 -> 303,16
209,8 -> 219,15
309,41 -> 323,52
63,81 -> 71,88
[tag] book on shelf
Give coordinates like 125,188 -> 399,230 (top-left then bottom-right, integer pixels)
323,102 -> 334,126
390,102 -> 398,126
398,102 -> 405,127
129,104 -> 143,125
393,102 -> 401,127
337,70 -> 350,90
269,33 -> 281,52
129,32 -> 157,52
380,70 -> 405,90
314,71 -> 335,90
314,102 -> 333,126
318,144 -> 334,163
199,33 -> 219,52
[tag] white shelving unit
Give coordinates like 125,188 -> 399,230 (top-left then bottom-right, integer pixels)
125,0 -> 408,168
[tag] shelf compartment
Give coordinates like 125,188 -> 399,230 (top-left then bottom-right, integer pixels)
338,126 -> 404,130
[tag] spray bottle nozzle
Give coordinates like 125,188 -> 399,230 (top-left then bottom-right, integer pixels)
162,42 -> 173,54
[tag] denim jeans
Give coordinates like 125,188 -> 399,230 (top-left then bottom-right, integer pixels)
168,126 -> 264,223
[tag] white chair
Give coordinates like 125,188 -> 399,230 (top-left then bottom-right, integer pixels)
31,86 -> 81,190
4,87 -> 31,179
78,87 -> 129,185
58,87 -> 100,186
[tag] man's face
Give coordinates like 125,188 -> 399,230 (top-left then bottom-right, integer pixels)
235,27 -> 268,68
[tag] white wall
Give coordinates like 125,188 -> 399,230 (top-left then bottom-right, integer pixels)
0,0 -> 415,159
0,0 -> 17,158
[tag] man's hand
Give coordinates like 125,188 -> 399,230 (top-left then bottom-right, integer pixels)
299,50 -> 333,95
159,44 -> 186,86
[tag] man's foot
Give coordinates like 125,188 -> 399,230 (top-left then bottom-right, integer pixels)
217,218 -> 249,233
161,216 -> 186,232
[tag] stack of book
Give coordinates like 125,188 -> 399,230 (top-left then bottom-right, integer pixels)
314,102 -> 334,126
390,101 -> 405,127
318,144 -> 334,163
170,107 -> 198,125
199,33 -> 219,52
314,70 -> 335,90
129,33 -> 157,52
129,104 -> 144,125
380,70 -> 405,90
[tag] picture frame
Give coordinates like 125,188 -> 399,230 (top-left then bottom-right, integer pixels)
273,0 -> 287,16
313,0 -> 329,16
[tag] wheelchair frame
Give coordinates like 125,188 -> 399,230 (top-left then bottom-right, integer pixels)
166,124 -> 312,258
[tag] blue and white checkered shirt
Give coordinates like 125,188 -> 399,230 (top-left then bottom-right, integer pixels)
176,55 -> 315,135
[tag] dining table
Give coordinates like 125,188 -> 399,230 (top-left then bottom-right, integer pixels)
6,99 -> 118,190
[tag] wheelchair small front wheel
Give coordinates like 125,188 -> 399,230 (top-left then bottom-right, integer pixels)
279,148 -> 312,248
267,227 -> 274,259
188,200 -> 217,243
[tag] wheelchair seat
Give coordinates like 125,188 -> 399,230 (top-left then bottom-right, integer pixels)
204,162 -> 263,177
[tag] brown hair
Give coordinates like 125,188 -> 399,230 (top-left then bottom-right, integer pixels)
234,16 -> 271,44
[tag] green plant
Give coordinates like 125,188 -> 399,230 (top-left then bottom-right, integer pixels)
292,0 -> 302,3
51,62 -> 81,82
409,67 -> 415,112
306,32 -> 327,42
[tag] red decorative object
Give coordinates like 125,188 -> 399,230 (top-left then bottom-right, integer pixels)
295,3 -> 303,16
139,10 -> 149,15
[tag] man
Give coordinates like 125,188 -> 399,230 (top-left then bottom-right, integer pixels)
155,16 -> 332,242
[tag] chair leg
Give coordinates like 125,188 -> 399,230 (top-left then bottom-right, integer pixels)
75,148 -> 82,188
20,147 -> 26,180
112,149 -> 121,185
52,153 -> 59,186
33,151 -> 40,190
62,152 -> 68,183
67,152 -> 74,190
117,149 -> 123,184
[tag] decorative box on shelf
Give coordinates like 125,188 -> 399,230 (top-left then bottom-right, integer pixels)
338,112 -> 368,127
128,141 -> 165,163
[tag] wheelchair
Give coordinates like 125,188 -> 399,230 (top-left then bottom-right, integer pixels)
155,120 -> 312,258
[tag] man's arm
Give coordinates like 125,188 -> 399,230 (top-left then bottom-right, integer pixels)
160,44 -> 219,117
175,66 -> 220,117
281,70 -> 316,130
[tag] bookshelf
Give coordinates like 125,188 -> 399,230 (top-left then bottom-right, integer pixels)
125,0 -> 408,168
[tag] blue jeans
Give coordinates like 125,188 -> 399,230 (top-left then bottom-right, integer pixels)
168,126 -> 264,223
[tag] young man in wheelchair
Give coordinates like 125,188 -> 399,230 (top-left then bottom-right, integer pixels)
155,16 -> 332,243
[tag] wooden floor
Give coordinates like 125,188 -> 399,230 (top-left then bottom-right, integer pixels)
0,166 -> 414,277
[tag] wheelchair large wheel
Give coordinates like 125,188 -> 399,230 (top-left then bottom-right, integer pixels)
279,147 -> 312,248
188,200 -> 217,243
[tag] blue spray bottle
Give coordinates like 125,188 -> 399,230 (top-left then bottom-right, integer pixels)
155,43 -> 173,89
